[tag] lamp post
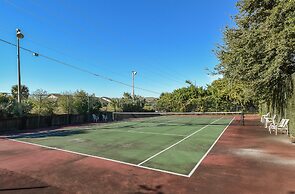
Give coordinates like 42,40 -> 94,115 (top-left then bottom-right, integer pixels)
16,29 -> 24,104
131,71 -> 137,99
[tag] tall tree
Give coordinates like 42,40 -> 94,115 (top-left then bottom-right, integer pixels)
30,89 -> 56,116
118,93 -> 146,112
0,93 -> 14,118
156,78 -> 257,112
11,85 -> 30,100
73,90 -> 89,114
216,0 -> 295,115
56,92 -> 74,114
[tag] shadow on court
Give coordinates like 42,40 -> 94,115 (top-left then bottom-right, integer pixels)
0,185 -> 49,191
136,184 -> 164,194
9,129 -> 88,139
98,122 -> 235,130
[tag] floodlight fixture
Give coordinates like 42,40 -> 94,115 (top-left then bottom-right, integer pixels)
16,29 -> 24,39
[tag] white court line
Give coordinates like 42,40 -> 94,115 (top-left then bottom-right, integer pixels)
101,129 -> 186,137
8,124 -> 184,139
187,117 -> 235,177
6,117 -> 234,178
137,117 -> 223,166
7,138 -> 189,177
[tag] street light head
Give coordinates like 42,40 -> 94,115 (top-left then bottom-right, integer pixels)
16,29 -> 24,39
132,71 -> 137,76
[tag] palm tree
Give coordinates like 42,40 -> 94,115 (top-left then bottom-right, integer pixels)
11,85 -> 29,100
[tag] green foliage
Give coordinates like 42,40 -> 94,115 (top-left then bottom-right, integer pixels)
11,85 -> 30,100
110,98 -> 120,112
156,78 -> 257,112
1,86 -> 102,118
57,91 -> 101,114
0,93 -> 15,118
88,96 -> 102,114
286,75 -> 295,136
0,92 -> 32,118
216,0 -> 295,115
56,93 -> 74,114
118,92 -> 146,112
29,89 -> 56,116
19,101 -> 33,116
73,90 -> 89,114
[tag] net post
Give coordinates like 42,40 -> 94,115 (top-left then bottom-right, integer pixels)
241,111 -> 245,126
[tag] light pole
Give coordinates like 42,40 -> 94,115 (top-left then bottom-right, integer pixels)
132,71 -> 137,99
16,29 -> 24,104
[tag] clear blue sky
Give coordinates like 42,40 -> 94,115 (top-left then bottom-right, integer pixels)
0,0 -> 237,97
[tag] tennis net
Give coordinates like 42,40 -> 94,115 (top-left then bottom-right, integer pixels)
112,111 -> 244,126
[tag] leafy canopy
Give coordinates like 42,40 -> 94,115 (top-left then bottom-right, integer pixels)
156,79 -> 257,112
216,0 -> 295,114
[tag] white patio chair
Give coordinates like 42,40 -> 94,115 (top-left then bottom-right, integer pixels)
101,114 -> 108,122
265,114 -> 276,128
269,119 -> 285,134
92,114 -> 99,122
269,119 -> 289,135
261,112 -> 270,123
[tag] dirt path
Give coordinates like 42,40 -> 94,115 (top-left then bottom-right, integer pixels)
0,115 -> 294,194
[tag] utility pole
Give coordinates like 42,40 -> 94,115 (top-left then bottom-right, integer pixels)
16,29 -> 24,104
132,71 -> 137,99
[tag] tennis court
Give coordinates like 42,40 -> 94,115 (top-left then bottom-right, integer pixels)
8,113 -> 237,177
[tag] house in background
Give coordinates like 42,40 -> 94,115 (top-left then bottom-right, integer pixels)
48,93 -> 62,100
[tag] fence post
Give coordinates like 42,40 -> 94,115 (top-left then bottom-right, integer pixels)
38,94 -> 41,128
88,95 -> 90,122
241,111 -> 245,126
67,95 -> 70,124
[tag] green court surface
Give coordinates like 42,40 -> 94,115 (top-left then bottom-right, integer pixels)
11,115 -> 234,176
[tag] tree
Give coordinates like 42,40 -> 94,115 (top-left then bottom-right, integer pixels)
56,92 -> 74,114
118,92 -> 146,112
73,90 -> 89,114
88,95 -> 102,114
156,78 -> 257,112
215,0 -> 295,115
0,93 -> 14,118
156,93 -> 174,112
0,92 -> 32,118
11,85 -> 30,100
10,85 -> 32,116
55,91 -> 101,115
110,98 -> 120,112
157,84 -> 210,112
72,90 -> 101,114
30,89 -> 56,116
208,79 -> 257,111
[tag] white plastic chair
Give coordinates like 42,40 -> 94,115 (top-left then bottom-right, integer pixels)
269,119 -> 285,134
269,119 -> 289,135
265,114 -> 276,128
102,114 -> 108,122
261,112 -> 270,123
92,114 -> 99,122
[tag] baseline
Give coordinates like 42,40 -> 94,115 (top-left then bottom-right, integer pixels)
7,138 -> 189,177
